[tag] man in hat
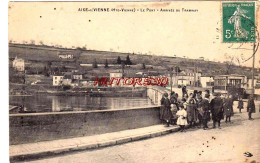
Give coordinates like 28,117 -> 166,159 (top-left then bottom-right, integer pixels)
247,95 -> 255,120
223,94 -> 234,123
198,94 -> 210,129
210,93 -> 224,129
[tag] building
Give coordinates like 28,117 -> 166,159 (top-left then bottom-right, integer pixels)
12,57 -> 25,72
168,71 -> 202,87
200,76 -> 214,88
58,54 -> 74,59
214,74 -> 247,91
110,72 -> 123,87
62,73 -> 73,86
72,73 -> 83,80
53,74 -> 64,86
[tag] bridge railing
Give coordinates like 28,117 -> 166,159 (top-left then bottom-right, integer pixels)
146,86 -> 170,105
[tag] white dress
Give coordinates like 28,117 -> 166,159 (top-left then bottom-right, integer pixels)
177,109 -> 188,125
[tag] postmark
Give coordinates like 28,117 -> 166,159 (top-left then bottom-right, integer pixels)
222,2 -> 255,43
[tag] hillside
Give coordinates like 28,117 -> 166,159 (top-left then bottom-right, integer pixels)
9,43 -> 258,77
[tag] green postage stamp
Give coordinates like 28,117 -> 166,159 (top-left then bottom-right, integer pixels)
222,2 -> 255,43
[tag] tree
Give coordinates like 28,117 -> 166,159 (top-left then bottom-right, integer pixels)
43,66 -> 49,77
39,41 -> 44,45
30,40 -> 35,45
93,58 -> 98,68
104,59 -> 109,68
142,63 -> 146,69
175,66 -> 181,73
82,45 -> 87,50
125,55 -> 132,65
224,54 -> 235,75
117,56 -> 121,64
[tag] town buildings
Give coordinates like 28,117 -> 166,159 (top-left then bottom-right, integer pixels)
58,54 -> 74,59
53,74 -> 64,86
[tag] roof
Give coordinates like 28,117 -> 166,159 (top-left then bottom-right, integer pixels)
58,53 -> 74,56
53,74 -> 64,77
73,72 -> 83,75
63,74 -> 72,79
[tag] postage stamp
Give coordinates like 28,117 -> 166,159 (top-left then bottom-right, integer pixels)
222,2 -> 255,43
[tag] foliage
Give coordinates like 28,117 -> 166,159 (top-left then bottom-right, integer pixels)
125,55 -> 132,65
117,56 -> 121,64
142,63 -> 146,69
93,58 -> 98,68
105,59 -> 109,68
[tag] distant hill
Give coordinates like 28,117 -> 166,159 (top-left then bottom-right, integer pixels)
9,43 -> 259,77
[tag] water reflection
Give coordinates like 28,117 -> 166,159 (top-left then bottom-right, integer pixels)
9,95 -> 154,113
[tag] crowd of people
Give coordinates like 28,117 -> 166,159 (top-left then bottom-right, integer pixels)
160,88 -> 256,132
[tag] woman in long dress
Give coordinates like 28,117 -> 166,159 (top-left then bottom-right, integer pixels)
160,93 -> 173,127
186,93 -> 198,127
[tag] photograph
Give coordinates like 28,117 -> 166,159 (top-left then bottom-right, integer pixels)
8,1 -> 260,162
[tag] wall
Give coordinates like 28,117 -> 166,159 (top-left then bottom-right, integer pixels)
10,106 -> 160,145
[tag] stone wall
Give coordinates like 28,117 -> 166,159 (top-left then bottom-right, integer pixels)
10,106 -> 160,145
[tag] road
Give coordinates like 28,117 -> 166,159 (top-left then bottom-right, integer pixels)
26,106 -> 260,163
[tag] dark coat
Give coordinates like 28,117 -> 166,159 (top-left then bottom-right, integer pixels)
247,98 -> 255,113
223,98 -> 234,116
198,98 -> 210,121
210,97 -> 224,121
160,97 -> 165,120
238,100 -> 244,109
170,95 -> 178,104
186,98 -> 198,123
160,97 -> 173,121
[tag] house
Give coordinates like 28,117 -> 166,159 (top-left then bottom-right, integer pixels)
58,54 -> 74,59
12,57 -> 25,72
110,72 -> 123,87
53,74 -> 64,86
246,76 -> 258,90
177,79 -> 188,86
168,71 -> 202,87
200,76 -> 214,88
62,73 -> 73,86
214,74 -> 247,91
72,72 -> 83,80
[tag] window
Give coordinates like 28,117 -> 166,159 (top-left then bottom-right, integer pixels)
55,77 -> 57,79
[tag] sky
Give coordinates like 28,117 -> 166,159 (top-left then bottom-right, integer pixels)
8,1 -> 260,68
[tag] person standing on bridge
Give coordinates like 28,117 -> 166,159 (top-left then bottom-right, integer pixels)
223,94 -> 234,123
210,93 -> 224,129
170,92 -> 179,125
160,93 -> 173,127
182,86 -> 187,98
186,93 -> 198,128
237,97 -> 244,113
177,103 -> 188,132
247,95 -> 255,120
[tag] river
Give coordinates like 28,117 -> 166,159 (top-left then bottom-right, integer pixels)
9,95 -> 154,113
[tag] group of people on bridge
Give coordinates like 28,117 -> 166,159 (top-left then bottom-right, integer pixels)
160,89 -> 256,132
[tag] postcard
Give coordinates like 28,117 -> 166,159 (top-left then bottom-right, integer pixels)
8,1 -> 260,162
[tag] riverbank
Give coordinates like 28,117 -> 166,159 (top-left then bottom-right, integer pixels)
10,83 -> 147,97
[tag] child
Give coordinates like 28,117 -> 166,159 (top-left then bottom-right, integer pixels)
177,103 -> 188,132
